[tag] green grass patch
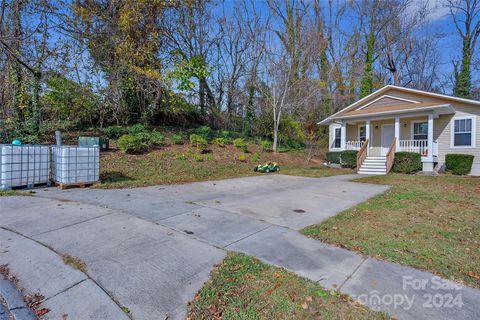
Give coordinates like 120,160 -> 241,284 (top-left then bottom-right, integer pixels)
302,173 -> 480,288
0,190 -> 19,196
188,252 -> 387,320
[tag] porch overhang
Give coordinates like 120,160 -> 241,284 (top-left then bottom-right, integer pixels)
319,103 -> 455,125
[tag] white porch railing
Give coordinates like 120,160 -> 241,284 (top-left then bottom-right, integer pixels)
399,140 -> 438,157
346,140 -> 365,150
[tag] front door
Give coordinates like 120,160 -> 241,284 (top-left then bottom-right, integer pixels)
381,124 -> 395,156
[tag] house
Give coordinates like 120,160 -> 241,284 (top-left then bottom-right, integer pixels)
319,85 -> 480,175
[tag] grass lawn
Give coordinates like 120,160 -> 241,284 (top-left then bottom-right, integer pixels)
99,143 -> 350,188
0,190 -> 22,196
302,174 -> 480,288
188,252 -> 388,320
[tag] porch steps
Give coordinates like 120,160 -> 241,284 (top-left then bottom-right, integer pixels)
358,156 -> 387,175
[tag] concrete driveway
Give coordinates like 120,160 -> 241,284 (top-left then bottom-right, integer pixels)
2,174 -> 479,320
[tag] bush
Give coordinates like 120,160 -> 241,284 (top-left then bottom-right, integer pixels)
149,131 -> 164,146
251,150 -> 261,162
128,124 -> 147,135
326,151 -> 342,164
171,133 -> 184,145
340,150 -> 358,168
233,138 -> 248,152
215,129 -> 231,140
445,154 -> 474,175
260,140 -> 273,152
103,126 -> 124,139
194,125 -> 212,140
134,131 -> 152,144
237,153 -> 247,162
393,152 -> 422,174
190,134 -> 208,152
192,153 -> 203,162
117,134 -> 145,154
212,137 -> 227,147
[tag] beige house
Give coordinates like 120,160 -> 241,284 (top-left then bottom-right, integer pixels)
320,85 -> 480,175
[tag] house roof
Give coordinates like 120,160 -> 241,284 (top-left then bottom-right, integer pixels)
319,85 -> 480,125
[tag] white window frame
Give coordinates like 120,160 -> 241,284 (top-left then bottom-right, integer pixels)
450,115 -> 476,148
410,120 -> 428,140
358,125 -> 367,142
331,125 -> 342,150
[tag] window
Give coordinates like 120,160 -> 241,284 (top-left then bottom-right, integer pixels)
334,127 -> 341,148
453,118 -> 473,147
413,122 -> 428,140
359,126 -> 366,142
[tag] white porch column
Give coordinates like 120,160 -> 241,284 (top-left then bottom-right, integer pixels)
340,122 -> 346,150
365,120 -> 371,155
395,116 -> 400,150
427,113 -> 434,161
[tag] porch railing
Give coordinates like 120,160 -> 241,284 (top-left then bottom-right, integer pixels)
399,140 -> 438,157
346,140 -> 365,150
386,137 -> 396,173
356,139 -> 369,171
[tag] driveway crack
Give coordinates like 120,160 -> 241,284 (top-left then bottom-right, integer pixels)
0,227 -> 134,320
336,256 -> 368,290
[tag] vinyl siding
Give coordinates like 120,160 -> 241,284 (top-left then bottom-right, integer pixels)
327,88 -> 480,174
435,105 -> 480,175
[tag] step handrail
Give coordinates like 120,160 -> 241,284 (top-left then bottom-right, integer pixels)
386,137 -> 396,173
356,139 -> 369,172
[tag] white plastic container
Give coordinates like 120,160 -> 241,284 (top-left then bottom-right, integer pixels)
51,146 -> 99,184
0,145 -> 50,190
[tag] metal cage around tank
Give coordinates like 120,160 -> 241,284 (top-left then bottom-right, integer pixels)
51,146 -> 100,185
0,144 -> 51,190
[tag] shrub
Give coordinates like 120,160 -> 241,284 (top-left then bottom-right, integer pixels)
117,134 -> 144,154
393,152 -> 422,174
326,151 -> 342,164
237,153 -> 247,162
445,154 -> 474,175
212,137 -> 227,147
340,150 -> 358,168
134,131 -> 151,143
216,129 -> 231,139
260,140 -> 273,152
149,131 -> 164,146
190,134 -> 208,152
171,133 -> 184,145
233,138 -> 248,152
194,125 -> 212,140
128,124 -> 147,135
103,126 -> 124,139
175,153 -> 187,160
192,153 -> 204,162
252,150 -> 261,162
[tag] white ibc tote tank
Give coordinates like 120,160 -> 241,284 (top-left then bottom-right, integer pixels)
51,146 -> 99,184
0,145 -> 50,190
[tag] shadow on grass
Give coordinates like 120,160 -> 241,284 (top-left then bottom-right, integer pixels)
100,171 -> 135,184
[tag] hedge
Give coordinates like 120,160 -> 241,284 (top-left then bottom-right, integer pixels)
393,152 -> 422,174
445,154 -> 474,175
340,150 -> 358,168
326,151 -> 342,164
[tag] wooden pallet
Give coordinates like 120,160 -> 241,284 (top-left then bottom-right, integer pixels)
54,181 -> 97,190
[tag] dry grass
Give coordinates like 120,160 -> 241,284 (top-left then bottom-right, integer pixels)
188,253 -> 388,320
61,254 -> 87,273
98,143 -> 351,188
302,173 -> 480,288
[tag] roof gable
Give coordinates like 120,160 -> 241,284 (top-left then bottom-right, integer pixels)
355,95 -> 419,112
319,85 -> 480,124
